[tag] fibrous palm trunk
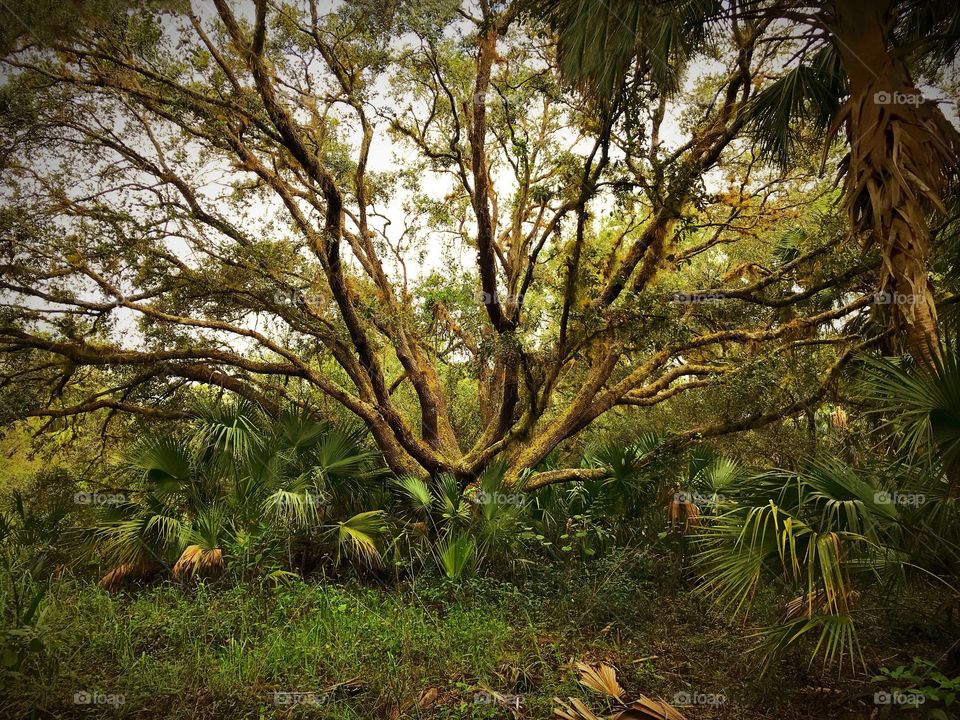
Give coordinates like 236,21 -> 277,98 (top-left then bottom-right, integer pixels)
828,0 -> 959,369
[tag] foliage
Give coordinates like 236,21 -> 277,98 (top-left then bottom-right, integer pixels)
90,400 -> 389,586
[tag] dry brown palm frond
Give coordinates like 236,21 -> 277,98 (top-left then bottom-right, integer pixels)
553,696 -> 605,720
99,560 -> 163,592
560,662 -> 688,720
830,407 -> 848,429
666,496 -> 700,530
576,662 -> 624,702
172,545 -> 224,579
826,81 -> 960,365
614,695 -> 688,720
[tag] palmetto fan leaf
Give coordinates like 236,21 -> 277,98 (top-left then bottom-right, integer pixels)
554,662 -> 688,719
91,398 -> 389,585
263,486 -> 324,528
127,434 -> 192,490
270,404 -> 330,451
857,350 -> 960,468
751,613 -> 863,674
94,502 -> 188,567
393,475 -> 435,514
438,532 -> 476,580
792,457 -> 899,534
310,424 -> 384,487
745,46 -> 847,170
575,661 -> 624,702
895,0 -> 960,70
586,441 -> 644,483
693,453 -> 921,669
697,500 -> 863,614
540,0 -> 719,99
191,396 -> 264,463
437,474 -> 471,525
703,455 -> 748,494
331,510 -> 387,565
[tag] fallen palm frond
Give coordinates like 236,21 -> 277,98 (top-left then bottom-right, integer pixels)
554,696 -> 604,720
614,696 -> 688,720
575,661 -> 624,702
554,663 -> 687,720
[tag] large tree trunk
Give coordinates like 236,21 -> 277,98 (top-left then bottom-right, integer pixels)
828,0 -> 959,368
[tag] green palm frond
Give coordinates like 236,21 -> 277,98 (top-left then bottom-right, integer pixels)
393,475 -> 434,514
184,504 -> 231,551
473,463 -> 526,555
795,458 -> 899,534
773,226 -> 805,266
896,0 -> 960,69
437,474 -> 471,526
191,396 -> 264,462
331,510 -> 387,565
634,431 -> 665,456
310,424 -> 384,487
94,506 -> 187,566
745,46 -> 847,169
263,487 -> 324,528
857,350 -> 960,468
586,442 -> 643,482
540,0 -> 719,98
271,404 -> 329,451
127,434 -> 192,490
704,455 -> 748,493
751,613 -> 863,674
542,0 -> 640,98
438,532 -> 476,581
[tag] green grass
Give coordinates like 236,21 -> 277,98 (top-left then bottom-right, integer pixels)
2,556 -> 953,719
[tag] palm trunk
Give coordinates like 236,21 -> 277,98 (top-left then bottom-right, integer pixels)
829,0 -> 958,369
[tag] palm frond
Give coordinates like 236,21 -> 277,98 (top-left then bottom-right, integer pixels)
857,350 -> 960,468
393,475 -> 434,514
745,46 -> 847,169
438,532 -> 475,580
331,510 -> 387,565
751,613 -> 863,674
191,396 -> 264,462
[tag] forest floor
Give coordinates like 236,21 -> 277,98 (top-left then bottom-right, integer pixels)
3,555 -> 951,719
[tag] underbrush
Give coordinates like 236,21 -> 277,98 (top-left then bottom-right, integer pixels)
2,555 -> 953,719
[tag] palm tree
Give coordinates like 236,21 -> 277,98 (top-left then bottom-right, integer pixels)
536,0 -> 960,367
92,399 -> 388,589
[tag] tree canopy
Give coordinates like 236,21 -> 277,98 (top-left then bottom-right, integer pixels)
1,0 -> 955,487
